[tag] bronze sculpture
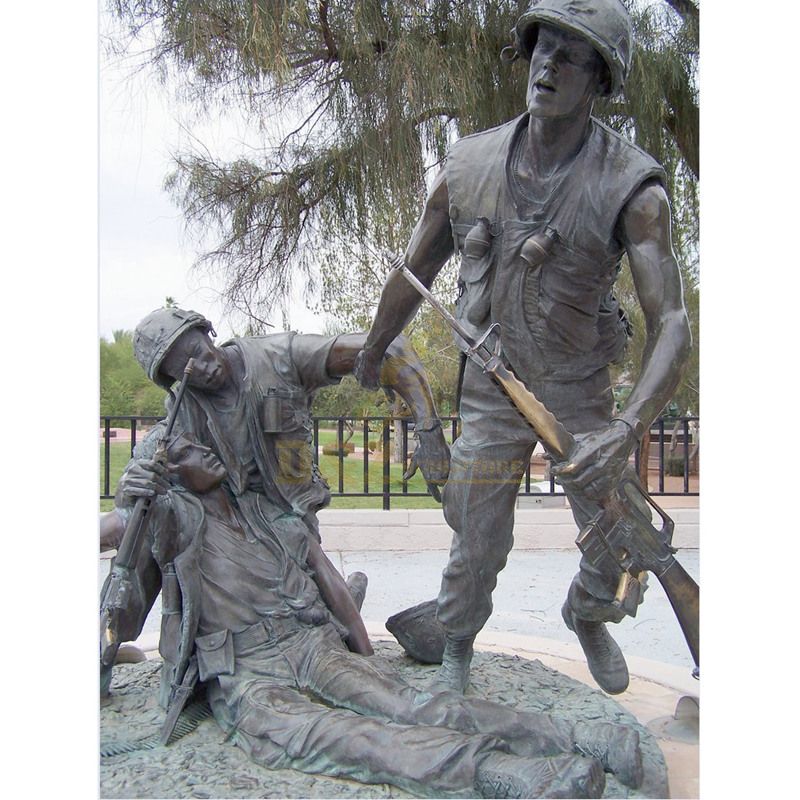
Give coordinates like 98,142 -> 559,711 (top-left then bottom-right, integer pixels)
355,0 -> 692,695
99,307 -> 647,798
101,306 -> 450,681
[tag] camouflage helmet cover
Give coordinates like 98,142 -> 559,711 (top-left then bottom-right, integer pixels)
513,0 -> 633,96
133,307 -> 215,389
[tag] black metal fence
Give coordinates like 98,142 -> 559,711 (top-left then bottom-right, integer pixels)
100,414 -> 699,507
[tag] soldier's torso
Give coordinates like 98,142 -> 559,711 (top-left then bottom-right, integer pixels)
446,114 -> 665,383
176,333 -> 330,514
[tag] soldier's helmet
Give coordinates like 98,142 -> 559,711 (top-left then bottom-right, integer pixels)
512,0 -> 633,97
133,307 -> 216,389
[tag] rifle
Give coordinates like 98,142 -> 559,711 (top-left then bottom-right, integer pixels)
99,359 -> 195,668
392,255 -> 699,675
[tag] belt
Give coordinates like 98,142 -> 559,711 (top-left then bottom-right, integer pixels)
231,615 -> 303,653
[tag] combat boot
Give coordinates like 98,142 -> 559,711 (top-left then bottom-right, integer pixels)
345,571 -> 368,611
475,752 -> 605,799
562,603 -> 629,694
428,633 -> 474,693
573,721 -> 644,788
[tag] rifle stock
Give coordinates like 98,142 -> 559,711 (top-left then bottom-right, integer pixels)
578,484 -> 699,672
658,559 -> 700,667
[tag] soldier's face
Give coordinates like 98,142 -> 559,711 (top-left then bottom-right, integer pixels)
168,437 -> 227,493
526,24 -> 603,119
161,329 -> 231,393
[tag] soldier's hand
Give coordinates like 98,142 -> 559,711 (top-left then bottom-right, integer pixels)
551,423 -> 636,501
403,426 -> 450,502
353,348 -> 383,390
115,458 -> 171,506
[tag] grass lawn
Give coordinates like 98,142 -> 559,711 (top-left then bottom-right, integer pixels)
99,441 -> 136,512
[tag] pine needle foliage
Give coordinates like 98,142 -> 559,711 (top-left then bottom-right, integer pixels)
108,1 -> 698,332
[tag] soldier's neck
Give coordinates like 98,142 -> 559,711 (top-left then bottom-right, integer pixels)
204,348 -> 243,406
201,484 -> 250,539
524,110 -> 592,178
200,483 -> 236,519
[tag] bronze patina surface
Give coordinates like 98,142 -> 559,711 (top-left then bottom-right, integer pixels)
355,0 -> 692,696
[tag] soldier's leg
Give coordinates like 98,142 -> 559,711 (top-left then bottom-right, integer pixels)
225,681 -> 604,798
406,689 -> 642,787
302,637 -> 642,789
434,437 -> 533,691
433,361 -> 537,692
542,371 -> 647,694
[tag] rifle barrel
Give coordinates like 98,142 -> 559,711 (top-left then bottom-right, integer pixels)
394,263 -> 481,355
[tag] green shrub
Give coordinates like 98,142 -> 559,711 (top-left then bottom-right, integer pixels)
665,456 -> 685,477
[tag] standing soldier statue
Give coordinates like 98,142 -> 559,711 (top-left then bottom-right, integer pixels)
355,0 -> 692,695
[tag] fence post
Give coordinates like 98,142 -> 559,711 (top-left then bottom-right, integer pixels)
682,417 -> 690,493
130,417 -> 138,459
401,418 -> 409,495
363,419 -> 370,494
103,417 -> 111,497
337,417 -> 345,494
382,418 -> 391,510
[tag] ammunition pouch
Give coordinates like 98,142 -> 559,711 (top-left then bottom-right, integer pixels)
194,630 -> 235,682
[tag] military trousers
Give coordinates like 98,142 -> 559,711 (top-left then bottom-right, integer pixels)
209,625 -> 580,797
438,359 -> 639,639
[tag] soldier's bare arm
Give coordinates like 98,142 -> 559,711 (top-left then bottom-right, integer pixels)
354,170 -> 454,389
616,181 -> 692,432
305,535 -> 374,656
327,332 -> 450,498
553,182 -> 691,500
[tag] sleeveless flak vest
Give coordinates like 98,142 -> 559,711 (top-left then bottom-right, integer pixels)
446,114 -> 665,383
177,333 -> 330,515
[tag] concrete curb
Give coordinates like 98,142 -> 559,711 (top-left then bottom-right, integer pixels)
317,507 -> 700,552
101,507 -> 699,555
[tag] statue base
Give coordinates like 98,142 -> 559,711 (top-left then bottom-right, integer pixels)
100,642 -> 670,798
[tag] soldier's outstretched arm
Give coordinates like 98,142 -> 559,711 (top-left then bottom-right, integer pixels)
327,332 -> 450,498
553,181 -> 691,500
354,169 -> 454,389
305,535 -> 374,656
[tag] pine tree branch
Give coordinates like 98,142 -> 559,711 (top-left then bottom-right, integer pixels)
664,108 -> 699,179
411,107 -> 459,126
664,0 -> 700,24
318,1 -> 339,63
